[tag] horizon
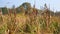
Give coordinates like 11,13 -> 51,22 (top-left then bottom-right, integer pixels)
0,0 -> 60,12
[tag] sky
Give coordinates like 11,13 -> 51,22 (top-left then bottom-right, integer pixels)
0,0 -> 60,12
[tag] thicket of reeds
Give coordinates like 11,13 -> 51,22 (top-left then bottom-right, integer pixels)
0,4 -> 60,34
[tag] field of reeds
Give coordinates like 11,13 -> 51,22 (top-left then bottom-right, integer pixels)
0,13 -> 60,34
0,2 -> 60,34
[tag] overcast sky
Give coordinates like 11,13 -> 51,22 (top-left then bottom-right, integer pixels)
0,0 -> 60,12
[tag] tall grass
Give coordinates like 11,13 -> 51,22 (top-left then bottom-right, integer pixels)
0,8 -> 60,34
